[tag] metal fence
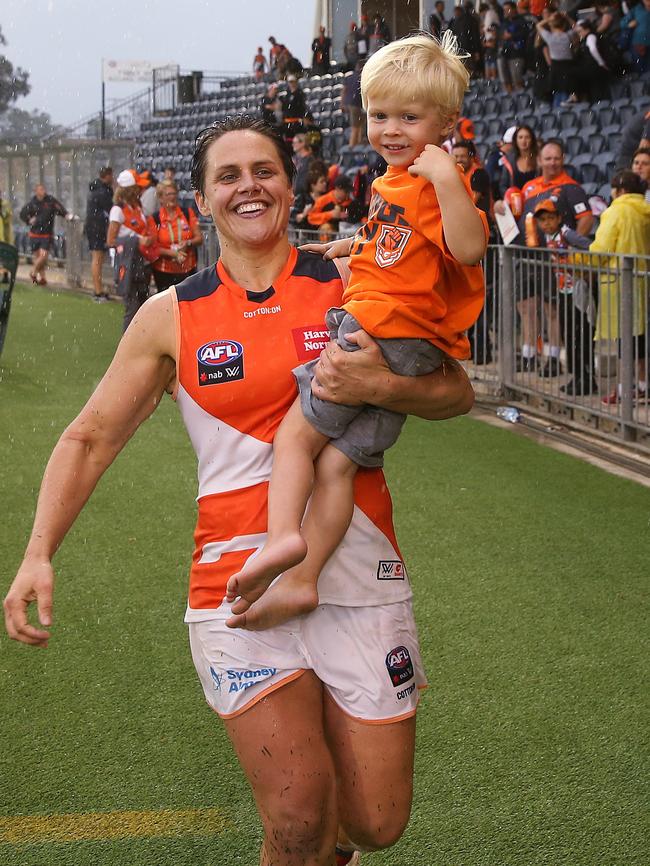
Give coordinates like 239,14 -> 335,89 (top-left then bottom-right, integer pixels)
471,244 -> 650,454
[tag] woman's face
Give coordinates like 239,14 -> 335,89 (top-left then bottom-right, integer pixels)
160,186 -> 178,208
516,128 -> 533,152
632,152 -> 650,183
195,131 -> 293,249
311,175 -> 327,195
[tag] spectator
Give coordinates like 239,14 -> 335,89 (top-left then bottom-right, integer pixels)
150,180 -> 202,293
482,15 -> 500,80
303,113 -> 323,156
590,171 -> 650,403
357,14 -> 371,60
495,124 -> 539,204
291,133 -> 315,195
260,82 -> 282,130
615,109 -> 650,171
106,169 -> 156,332
449,3 -> 483,76
253,45 -> 268,81
0,186 -> 14,284
517,140 -> 594,374
163,165 -> 176,182
497,1 -> 529,92
19,184 -> 72,287
428,0 -> 449,38
307,175 -> 353,241
485,125 -> 517,200
268,36 -> 283,74
342,63 -> 364,148
595,0 -> 622,37
311,26 -> 331,74
531,199 -> 596,396
564,18 -> 610,103
344,22 -> 360,70
452,140 -> 492,214
536,12 -> 577,107
139,170 -> 158,216
620,0 -> 650,74
631,147 -> 650,202
369,13 -> 391,55
281,75 -> 307,140
84,166 -> 114,303
290,169 -> 327,231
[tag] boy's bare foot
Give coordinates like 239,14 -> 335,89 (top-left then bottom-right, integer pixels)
225,532 -> 307,610
225,574 -> 318,630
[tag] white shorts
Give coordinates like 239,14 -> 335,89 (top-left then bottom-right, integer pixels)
189,599 -> 427,723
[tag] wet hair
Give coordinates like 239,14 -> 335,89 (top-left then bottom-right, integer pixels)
361,32 -> 469,122
191,115 -> 295,194
611,170 -> 644,195
99,166 -> 113,179
114,185 -> 140,207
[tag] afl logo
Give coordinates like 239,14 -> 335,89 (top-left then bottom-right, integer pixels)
197,339 -> 245,386
385,645 -> 414,688
197,340 -> 243,366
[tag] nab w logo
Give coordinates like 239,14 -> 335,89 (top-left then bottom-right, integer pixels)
377,560 -> 406,580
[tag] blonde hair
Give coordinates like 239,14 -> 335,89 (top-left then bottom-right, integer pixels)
114,185 -> 140,207
360,32 -> 470,122
156,179 -> 178,198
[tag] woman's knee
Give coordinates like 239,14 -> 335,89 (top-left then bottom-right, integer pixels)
261,799 -> 336,856
342,806 -> 411,852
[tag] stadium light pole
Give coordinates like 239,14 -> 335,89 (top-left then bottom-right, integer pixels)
101,60 -> 106,140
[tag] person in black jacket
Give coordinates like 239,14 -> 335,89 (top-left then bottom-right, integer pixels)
84,167 -> 114,302
281,75 -> 307,141
19,184 -> 72,286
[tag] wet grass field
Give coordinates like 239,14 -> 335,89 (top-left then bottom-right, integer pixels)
1,284 -> 647,865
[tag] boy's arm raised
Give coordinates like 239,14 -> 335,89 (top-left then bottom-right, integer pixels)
409,144 -> 487,265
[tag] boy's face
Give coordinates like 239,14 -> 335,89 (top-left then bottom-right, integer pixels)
536,211 -> 561,234
366,95 -> 452,168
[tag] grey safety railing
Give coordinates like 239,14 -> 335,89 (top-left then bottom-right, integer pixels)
468,244 -> 650,453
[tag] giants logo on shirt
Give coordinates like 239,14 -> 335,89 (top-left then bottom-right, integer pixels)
197,339 -> 244,386
385,645 -> 414,688
292,325 -> 330,362
375,224 -> 412,269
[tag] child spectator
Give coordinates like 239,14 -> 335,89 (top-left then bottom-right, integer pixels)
224,33 -> 487,630
306,175 -> 353,240
532,199 -> 597,396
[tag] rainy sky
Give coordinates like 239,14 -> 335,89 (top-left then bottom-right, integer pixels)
2,0 -> 317,125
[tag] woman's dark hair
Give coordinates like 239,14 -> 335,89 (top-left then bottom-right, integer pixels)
610,170 -> 644,195
191,115 -> 296,194
576,17 -> 596,33
512,125 -> 538,160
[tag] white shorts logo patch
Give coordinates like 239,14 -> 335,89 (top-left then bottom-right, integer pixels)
375,224 -> 412,268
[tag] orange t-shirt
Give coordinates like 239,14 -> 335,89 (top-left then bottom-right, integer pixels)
343,166 -> 487,359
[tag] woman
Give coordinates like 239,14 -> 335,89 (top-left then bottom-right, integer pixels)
536,11 -> 577,106
565,19 -> 610,104
495,125 -> 538,206
621,0 -> 650,74
150,180 -> 203,293
106,169 -> 156,331
4,116 -> 474,866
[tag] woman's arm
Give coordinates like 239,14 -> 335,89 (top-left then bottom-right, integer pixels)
3,295 -> 176,647
311,330 -> 474,420
106,220 -> 120,248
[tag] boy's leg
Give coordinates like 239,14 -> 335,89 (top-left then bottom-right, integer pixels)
226,398 -> 329,625
227,444 -> 358,631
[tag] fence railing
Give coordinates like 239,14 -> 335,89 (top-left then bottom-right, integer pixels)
18,223 -> 650,454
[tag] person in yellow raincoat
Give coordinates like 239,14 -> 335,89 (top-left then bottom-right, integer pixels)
589,170 -> 650,403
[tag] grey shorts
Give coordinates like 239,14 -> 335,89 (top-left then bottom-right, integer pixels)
293,308 -> 444,468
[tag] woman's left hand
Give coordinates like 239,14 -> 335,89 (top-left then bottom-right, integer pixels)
311,331 -> 390,406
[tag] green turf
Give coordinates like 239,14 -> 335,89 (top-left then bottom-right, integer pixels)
0,284 -> 648,865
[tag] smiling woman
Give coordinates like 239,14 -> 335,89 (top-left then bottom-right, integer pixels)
4,114 -> 475,866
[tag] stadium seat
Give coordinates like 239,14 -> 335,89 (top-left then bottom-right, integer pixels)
565,135 -> 582,157
594,151 -> 616,180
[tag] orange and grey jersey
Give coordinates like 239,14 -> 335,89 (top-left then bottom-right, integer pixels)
172,247 -> 413,622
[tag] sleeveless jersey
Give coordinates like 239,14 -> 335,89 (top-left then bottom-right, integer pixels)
172,247 -> 413,622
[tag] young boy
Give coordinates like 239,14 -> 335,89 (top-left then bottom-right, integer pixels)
225,33 -> 488,630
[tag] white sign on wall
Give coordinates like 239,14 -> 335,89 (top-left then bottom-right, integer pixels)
102,60 -> 177,83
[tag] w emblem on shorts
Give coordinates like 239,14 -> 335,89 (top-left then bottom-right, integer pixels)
375,224 -> 412,269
